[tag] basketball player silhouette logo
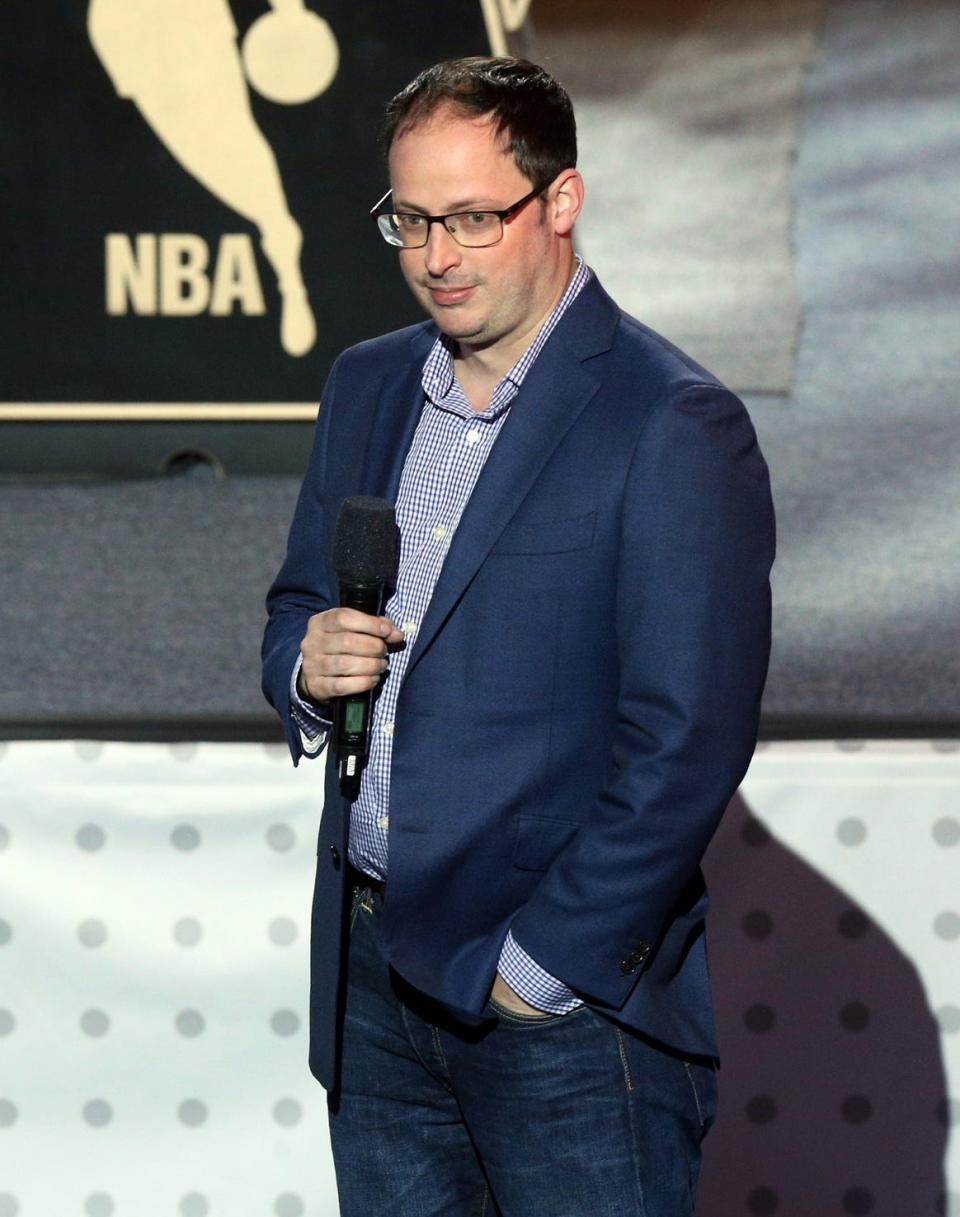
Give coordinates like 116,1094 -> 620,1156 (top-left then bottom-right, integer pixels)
88,0 -> 339,358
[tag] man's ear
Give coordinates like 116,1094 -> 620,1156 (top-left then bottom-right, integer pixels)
551,169 -> 585,236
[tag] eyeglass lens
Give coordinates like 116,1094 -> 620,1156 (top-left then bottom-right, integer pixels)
378,211 -> 503,249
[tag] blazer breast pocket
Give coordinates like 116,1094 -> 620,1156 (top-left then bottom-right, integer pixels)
491,510 -> 595,556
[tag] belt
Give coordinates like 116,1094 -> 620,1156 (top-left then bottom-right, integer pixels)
347,863 -> 385,896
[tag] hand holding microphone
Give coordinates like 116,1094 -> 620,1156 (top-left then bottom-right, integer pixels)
298,497 -> 401,798
298,606 -> 402,703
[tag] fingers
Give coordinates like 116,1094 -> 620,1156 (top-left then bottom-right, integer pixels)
318,606 -> 402,641
298,608 -> 405,702
317,672 -> 385,698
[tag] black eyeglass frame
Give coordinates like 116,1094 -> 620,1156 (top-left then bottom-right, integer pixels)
369,186 -> 544,249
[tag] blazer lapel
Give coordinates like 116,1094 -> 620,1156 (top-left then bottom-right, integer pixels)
404,278 -> 619,679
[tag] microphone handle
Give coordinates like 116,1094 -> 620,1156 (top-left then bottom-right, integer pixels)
334,580 -> 386,800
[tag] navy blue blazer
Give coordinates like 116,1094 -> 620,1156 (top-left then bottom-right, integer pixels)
262,275 -> 775,1090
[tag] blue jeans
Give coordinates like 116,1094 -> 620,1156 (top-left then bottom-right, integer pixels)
328,882 -> 717,1217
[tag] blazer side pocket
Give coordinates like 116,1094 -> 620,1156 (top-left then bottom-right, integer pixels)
512,814 -> 581,872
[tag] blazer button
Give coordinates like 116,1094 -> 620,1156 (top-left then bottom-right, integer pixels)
628,942 -> 651,965
329,845 -> 341,870
620,959 -> 638,975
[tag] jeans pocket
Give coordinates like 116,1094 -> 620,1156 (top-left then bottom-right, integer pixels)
487,995 -> 584,1026
683,1058 -> 719,1136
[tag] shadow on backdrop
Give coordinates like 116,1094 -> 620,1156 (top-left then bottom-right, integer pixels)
700,792 -> 948,1215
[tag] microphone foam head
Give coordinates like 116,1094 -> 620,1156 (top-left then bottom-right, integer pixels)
331,496 -> 398,584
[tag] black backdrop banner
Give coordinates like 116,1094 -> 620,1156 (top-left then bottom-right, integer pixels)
0,0 -> 523,468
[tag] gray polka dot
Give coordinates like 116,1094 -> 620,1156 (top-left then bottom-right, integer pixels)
933,818 -> 960,847
169,742 -> 198,762
83,1099 -> 113,1127
839,1001 -> 871,1032
842,1186 -> 874,1215
171,824 -> 201,851
744,1004 -> 776,1033
80,1009 -> 111,1037
273,1098 -> 303,1127
84,1194 -> 116,1217
76,824 -> 106,852
0,1010 -> 13,1036
745,1094 -> 777,1124
0,920 -> 11,946
934,912 -> 960,941
837,818 -> 867,846
742,910 -> 773,941
270,1009 -> 301,1037
936,1098 -> 960,1127
936,1004 -> 960,1034
75,741 -> 104,761
262,743 -> 288,762
932,739 -> 960,753
0,1100 -> 18,1128
0,1195 -> 19,1217
837,908 -> 870,940
179,1193 -> 209,1217
275,1195 -> 304,1217
78,919 -> 108,948
939,1190 -> 960,1217
267,824 -> 296,852
0,825 -> 9,851
268,917 -> 298,947
836,739 -> 866,752
176,1010 -> 206,1037
841,1094 -> 873,1124
747,1186 -> 778,1216
173,918 -> 203,947
178,1098 -> 208,1126
740,818 -> 771,847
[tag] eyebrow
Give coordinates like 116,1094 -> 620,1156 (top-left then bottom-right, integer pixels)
392,196 -> 498,214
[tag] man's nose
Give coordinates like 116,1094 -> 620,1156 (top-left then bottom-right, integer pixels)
423,221 -> 462,277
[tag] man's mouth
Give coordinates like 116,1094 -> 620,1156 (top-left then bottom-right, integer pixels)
426,284 -> 476,306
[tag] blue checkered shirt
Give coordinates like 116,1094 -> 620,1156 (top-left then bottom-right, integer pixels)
292,257 -> 590,1013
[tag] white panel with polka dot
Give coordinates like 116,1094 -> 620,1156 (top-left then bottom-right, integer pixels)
1,739 -> 958,1214
0,740 -> 336,1216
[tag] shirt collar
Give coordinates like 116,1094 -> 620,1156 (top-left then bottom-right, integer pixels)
421,255 -> 591,419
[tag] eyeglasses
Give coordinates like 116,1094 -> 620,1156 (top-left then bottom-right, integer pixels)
370,187 -> 543,249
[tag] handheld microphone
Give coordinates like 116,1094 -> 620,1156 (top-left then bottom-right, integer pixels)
330,496 -> 399,800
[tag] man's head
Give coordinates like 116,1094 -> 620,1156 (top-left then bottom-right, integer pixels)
380,57 -> 583,368
382,57 -> 577,196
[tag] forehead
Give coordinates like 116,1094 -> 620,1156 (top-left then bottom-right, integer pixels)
387,107 -> 526,205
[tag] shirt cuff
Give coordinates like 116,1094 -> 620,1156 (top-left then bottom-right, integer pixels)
290,655 -> 331,755
497,930 -> 583,1014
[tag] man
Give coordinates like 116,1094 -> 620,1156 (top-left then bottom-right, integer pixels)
262,56 -> 774,1217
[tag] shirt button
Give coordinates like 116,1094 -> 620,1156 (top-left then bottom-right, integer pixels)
378,815 -> 389,829
402,619 -> 418,636
432,525 -> 448,541
382,721 -> 395,737
466,428 -> 481,445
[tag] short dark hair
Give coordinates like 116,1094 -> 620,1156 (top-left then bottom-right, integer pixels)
382,57 -> 577,192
